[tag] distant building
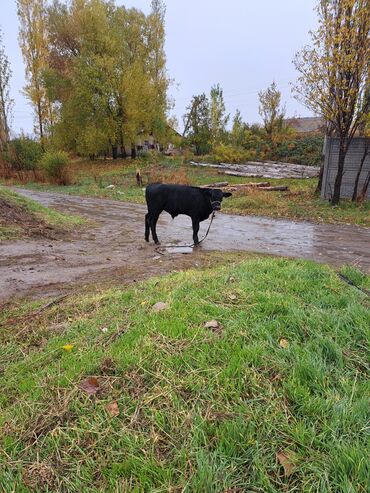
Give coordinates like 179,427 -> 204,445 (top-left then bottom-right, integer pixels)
284,117 -> 325,135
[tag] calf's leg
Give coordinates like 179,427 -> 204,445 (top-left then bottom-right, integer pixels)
145,213 -> 150,242
192,218 -> 200,246
149,213 -> 160,244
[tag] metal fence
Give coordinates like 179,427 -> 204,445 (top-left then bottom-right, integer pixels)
321,137 -> 370,200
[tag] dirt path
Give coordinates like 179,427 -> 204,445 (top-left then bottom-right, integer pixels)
1,189 -> 369,303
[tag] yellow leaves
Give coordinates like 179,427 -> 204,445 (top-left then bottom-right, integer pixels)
61,344 -> 74,352
279,338 -> 289,349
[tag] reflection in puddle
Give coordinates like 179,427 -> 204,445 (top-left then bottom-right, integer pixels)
165,246 -> 193,254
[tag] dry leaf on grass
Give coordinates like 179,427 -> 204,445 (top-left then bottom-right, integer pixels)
79,377 -> 99,395
279,338 -> 289,349
204,320 -> 223,334
276,451 -> 295,477
106,401 -> 119,416
152,302 -> 169,313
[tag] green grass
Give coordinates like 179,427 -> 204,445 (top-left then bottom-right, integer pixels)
11,157 -> 369,227
0,257 -> 369,492
0,187 -> 85,241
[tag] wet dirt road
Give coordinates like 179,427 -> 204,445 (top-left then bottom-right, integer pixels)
1,189 -> 369,303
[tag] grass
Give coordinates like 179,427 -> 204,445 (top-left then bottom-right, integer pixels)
0,256 -> 369,492
0,187 -> 85,241
6,156 -> 369,227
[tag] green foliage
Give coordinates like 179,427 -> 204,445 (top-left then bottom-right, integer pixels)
258,81 -> 286,140
183,93 -> 212,155
39,150 -> 69,183
275,136 -> 324,166
45,0 -> 170,157
210,83 -> 229,143
230,109 -> 245,147
0,27 -> 13,149
4,137 -> 43,170
212,143 -> 252,163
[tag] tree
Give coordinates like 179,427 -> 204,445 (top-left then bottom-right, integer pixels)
183,94 -> 211,155
258,81 -> 285,141
209,83 -> 229,144
293,0 -> 370,205
45,0 -> 170,158
147,0 -> 170,140
0,26 -> 13,150
17,0 -> 53,146
230,109 -> 245,147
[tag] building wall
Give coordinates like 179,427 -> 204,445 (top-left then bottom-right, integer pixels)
321,137 -> 370,200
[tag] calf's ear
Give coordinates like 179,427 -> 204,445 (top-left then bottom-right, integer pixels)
223,192 -> 232,198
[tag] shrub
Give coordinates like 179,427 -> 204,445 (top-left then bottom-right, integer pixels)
212,143 -> 253,164
39,151 -> 70,184
274,136 -> 323,166
3,137 -> 43,171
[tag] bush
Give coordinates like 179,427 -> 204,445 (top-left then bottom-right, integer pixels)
275,136 -> 323,166
39,151 -> 70,184
3,137 -> 43,171
212,143 -> 253,163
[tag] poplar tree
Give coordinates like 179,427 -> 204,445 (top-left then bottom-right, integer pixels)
210,83 -> 229,143
0,27 -> 13,150
258,81 -> 285,141
17,0 -> 54,145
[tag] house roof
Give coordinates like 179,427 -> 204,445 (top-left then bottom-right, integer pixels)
284,116 -> 325,134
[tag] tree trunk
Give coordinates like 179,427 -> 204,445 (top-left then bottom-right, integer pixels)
37,99 -> 44,150
316,134 -> 328,195
358,170 -> 370,201
112,145 -> 118,160
131,144 -> 136,159
331,138 -> 346,205
352,142 -> 369,201
316,163 -> 324,195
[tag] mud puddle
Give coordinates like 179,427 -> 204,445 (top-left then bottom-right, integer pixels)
1,188 -> 369,303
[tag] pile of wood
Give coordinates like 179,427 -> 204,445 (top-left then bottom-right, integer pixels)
190,160 -> 319,179
201,181 -> 289,192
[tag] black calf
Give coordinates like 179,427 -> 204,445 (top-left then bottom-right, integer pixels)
145,183 -> 232,245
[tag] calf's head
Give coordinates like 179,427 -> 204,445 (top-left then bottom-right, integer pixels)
204,188 -> 232,211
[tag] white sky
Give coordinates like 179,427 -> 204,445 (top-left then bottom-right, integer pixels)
1,0 -> 318,136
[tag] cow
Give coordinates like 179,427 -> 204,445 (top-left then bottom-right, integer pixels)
145,183 -> 232,245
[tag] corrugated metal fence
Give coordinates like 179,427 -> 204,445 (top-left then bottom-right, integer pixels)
321,137 -> 370,200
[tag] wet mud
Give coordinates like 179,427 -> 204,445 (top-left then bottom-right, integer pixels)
1,189 -> 369,303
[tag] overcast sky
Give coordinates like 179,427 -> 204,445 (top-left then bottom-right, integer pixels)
2,0 -> 318,136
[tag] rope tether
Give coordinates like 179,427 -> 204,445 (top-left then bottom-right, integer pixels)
154,211 -> 216,255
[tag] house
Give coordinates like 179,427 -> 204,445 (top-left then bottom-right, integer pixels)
119,125 -> 182,157
284,117 -> 325,135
